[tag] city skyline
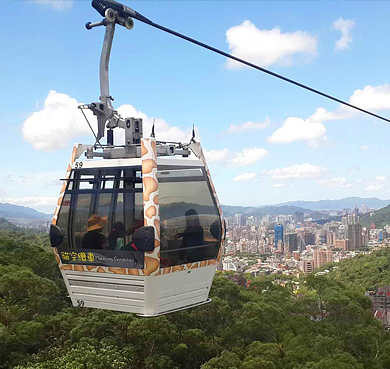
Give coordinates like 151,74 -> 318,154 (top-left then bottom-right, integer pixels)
2,1 -> 390,213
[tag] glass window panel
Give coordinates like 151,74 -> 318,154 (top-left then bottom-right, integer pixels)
158,168 -> 221,267
103,180 -> 115,189
73,194 -> 92,248
67,172 -> 75,190
79,175 -> 95,189
62,167 -> 144,252
96,193 -> 112,233
56,194 -> 70,248
115,193 -> 124,225
159,168 -> 203,179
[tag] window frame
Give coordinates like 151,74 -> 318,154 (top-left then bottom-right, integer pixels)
157,164 -> 222,266
59,166 -> 143,249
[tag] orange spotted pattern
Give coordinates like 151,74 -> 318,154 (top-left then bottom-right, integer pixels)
52,144 -> 80,225
141,138 -> 161,276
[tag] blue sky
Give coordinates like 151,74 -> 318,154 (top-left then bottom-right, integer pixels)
2,0 -> 390,213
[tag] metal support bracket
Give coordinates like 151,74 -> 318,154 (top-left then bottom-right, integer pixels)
85,8 -> 137,144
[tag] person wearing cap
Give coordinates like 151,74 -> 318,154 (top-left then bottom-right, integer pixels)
82,214 -> 108,250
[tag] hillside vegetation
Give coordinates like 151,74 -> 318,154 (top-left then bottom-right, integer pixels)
329,247 -> 390,291
0,218 -> 19,232
360,205 -> 390,229
1,230 -> 390,369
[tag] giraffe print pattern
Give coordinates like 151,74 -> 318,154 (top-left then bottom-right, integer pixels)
52,144 -> 80,225
141,138 -> 161,276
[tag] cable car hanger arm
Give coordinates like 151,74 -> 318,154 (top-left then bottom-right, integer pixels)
90,0 -> 390,125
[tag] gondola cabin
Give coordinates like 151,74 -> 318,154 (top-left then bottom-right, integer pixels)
50,139 -> 224,316
49,0 -> 224,316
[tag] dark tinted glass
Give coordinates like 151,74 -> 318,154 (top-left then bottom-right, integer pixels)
56,194 -> 70,248
158,167 -> 221,266
55,167 -> 143,253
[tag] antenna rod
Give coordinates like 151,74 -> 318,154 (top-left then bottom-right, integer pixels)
151,118 -> 155,138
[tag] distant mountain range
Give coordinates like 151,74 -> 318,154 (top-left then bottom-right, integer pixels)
221,205 -> 321,218
0,196 -> 389,224
276,197 -> 390,211
0,203 -> 51,219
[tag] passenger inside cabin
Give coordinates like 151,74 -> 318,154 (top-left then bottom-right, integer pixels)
82,214 -> 108,250
180,209 -> 204,262
108,222 -> 126,250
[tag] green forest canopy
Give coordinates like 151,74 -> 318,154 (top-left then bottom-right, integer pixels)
1,230 -> 390,369
360,205 -> 390,229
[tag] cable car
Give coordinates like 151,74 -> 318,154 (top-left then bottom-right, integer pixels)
49,0 -> 224,316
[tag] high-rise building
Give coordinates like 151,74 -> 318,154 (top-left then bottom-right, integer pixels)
274,224 -> 284,247
317,230 -> 327,245
327,232 -> 336,247
304,232 -> 315,246
313,248 -> 333,268
347,224 -> 363,250
341,216 -> 347,226
234,213 -> 242,226
277,239 -> 284,253
284,233 -> 298,253
294,211 -> 304,224
335,239 -> 349,251
299,259 -> 314,273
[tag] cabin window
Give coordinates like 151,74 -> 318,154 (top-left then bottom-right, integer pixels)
56,167 -> 143,252
56,194 -> 71,248
158,166 -> 221,267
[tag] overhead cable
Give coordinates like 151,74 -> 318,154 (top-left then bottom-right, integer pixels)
130,13 -> 390,124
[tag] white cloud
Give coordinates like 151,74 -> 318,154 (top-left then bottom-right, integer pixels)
317,177 -> 353,188
309,106 -> 353,123
116,104 -> 197,144
263,163 -> 328,180
204,149 -> 229,163
332,18 -> 355,51
227,117 -> 270,133
355,179 -> 363,183
349,85 -> 390,111
360,145 -> 370,151
317,177 -> 347,186
268,117 -> 327,147
272,183 -> 284,188
22,91 -> 92,152
233,173 -> 256,181
229,148 -> 269,167
307,84 -> 390,128
22,91 -> 196,152
225,20 -> 317,69
33,0 -> 73,10
376,176 -> 386,182
366,184 -> 384,191
204,147 -> 269,167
